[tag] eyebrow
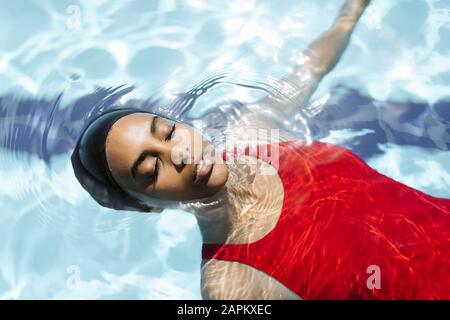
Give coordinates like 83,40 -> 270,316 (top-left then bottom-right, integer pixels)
131,116 -> 158,180
151,115 -> 158,134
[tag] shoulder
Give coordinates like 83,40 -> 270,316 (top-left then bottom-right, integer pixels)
201,259 -> 300,300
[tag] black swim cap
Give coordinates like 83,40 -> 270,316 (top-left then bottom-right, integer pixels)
71,108 -> 155,212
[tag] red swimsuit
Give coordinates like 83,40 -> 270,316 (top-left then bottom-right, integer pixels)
202,140 -> 450,299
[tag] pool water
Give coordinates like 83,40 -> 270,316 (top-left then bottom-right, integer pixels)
0,0 -> 449,299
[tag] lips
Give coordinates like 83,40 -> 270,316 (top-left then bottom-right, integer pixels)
192,154 -> 214,184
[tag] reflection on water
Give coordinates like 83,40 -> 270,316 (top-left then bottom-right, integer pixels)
1,69 -> 449,299
0,0 -> 449,299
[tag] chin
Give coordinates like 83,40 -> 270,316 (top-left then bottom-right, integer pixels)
205,164 -> 228,191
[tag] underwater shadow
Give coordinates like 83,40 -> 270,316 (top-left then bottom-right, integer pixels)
0,85 -> 448,164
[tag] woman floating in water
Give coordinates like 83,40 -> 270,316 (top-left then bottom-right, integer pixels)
71,0 -> 450,299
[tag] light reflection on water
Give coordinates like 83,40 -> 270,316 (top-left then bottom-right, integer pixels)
0,0 -> 449,299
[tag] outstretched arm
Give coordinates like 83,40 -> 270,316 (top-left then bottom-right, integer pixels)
295,0 -> 370,81
249,0 -> 371,117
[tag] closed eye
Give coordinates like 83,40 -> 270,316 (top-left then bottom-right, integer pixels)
142,156 -> 160,186
131,151 -> 159,186
153,157 -> 160,182
165,123 -> 176,141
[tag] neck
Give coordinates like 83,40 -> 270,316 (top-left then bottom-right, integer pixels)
180,162 -> 252,245
180,184 -> 232,244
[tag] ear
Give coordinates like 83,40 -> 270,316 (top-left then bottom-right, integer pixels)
150,207 -> 164,213
142,204 -> 164,213
128,191 -> 165,213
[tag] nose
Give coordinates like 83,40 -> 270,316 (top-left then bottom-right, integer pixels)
157,140 -> 191,170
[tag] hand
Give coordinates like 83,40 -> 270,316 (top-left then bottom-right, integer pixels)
339,0 -> 371,26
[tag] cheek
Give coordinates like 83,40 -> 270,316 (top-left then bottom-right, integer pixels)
173,126 -> 191,143
149,171 -> 194,199
174,126 -> 203,151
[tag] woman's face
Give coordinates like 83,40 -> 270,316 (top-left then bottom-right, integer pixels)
105,112 -> 228,202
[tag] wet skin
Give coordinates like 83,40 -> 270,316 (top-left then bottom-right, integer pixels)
103,0 -> 371,299
105,112 -> 229,203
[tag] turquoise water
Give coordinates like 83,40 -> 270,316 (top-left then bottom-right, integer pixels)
0,0 -> 449,299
